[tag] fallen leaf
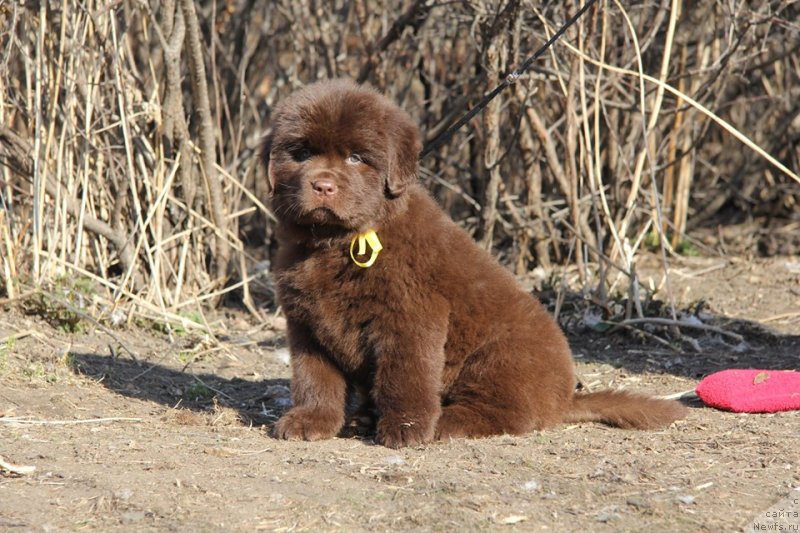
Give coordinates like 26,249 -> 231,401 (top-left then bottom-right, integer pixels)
753,372 -> 770,385
204,447 -> 235,457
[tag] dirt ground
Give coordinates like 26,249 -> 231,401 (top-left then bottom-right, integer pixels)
1,254 -> 798,532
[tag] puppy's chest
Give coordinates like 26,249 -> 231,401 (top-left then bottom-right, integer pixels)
277,252 -> 386,366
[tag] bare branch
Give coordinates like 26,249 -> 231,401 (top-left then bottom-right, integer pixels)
180,0 -> 230,283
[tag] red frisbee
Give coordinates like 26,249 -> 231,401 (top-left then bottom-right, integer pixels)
696,369 -> 800,413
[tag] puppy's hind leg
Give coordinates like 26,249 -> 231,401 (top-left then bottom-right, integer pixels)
435,344 -> 573,441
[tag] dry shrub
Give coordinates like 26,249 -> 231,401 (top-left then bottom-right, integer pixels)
0,1 -> 798,326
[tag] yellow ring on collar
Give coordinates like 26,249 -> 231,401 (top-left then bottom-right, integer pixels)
349,230 -> 383,268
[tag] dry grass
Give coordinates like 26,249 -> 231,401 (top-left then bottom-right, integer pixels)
1,1 -> 797,330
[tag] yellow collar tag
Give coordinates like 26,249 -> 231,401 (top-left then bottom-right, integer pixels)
349,230 -> 383,268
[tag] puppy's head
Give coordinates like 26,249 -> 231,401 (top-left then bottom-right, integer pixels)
261,79 -> 421,231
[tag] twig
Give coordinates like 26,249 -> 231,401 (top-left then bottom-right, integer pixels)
0,126 -> 136,274
609,317 -> 745,343
26,289 -> 141,362
660,389 -> 699,401
421,0 -> 599,157
0,329 -> 36,345
0,416 -> 142,425
180,0 -> 230,284
0,455 -> 36,476
35,252 -> 212,334
613,322 -> 681,353
672,261 -> 727,278
554,23 -> 800,186
479,13 -> 508,250
357,0 -> 432,83
759,311 -> 800,324
192,374 -> 234,401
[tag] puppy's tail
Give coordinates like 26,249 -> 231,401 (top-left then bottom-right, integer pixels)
564,390 -> 687,429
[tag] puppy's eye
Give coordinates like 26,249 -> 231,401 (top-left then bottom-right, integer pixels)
346,153 -> 364,165
292,148 -> 312,162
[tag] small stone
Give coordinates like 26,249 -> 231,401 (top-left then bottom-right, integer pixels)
264,384 -> 290,398
110,309 -> 127,326
120,511 -> 146,524
595,513 -> 615,523
595,507 -> 620,522
521,480 -> 540,492
733,341 -> 750,353
626,497 -> 649,510
114,488 -> 133,501
500,515 -> 527,525
273,398 -> 291,408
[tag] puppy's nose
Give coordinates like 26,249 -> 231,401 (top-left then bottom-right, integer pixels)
311,179 -> 338,197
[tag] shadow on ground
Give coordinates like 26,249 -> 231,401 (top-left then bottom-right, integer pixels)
563,315 -> 800,380
69,351 -> 291,426
69,304 -> 798,437
534,282 -> 799,380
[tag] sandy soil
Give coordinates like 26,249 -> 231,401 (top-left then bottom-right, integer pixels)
1,255 -> 798,532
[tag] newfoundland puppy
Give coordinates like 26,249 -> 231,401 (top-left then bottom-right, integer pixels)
262,79 -> 686,448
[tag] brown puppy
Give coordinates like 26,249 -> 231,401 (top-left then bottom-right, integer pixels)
263,79 -> 686,448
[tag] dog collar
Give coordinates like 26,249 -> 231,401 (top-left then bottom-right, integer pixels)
349,230 -> 383,268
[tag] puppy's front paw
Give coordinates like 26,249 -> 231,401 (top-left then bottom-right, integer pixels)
376,415 -> 435,448
273,407 -> 342,441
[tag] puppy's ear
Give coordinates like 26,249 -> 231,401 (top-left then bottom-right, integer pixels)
385,109 -> 422,198
260,133 -> 275,196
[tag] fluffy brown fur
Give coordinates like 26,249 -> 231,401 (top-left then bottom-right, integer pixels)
262,79 -> 686,448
